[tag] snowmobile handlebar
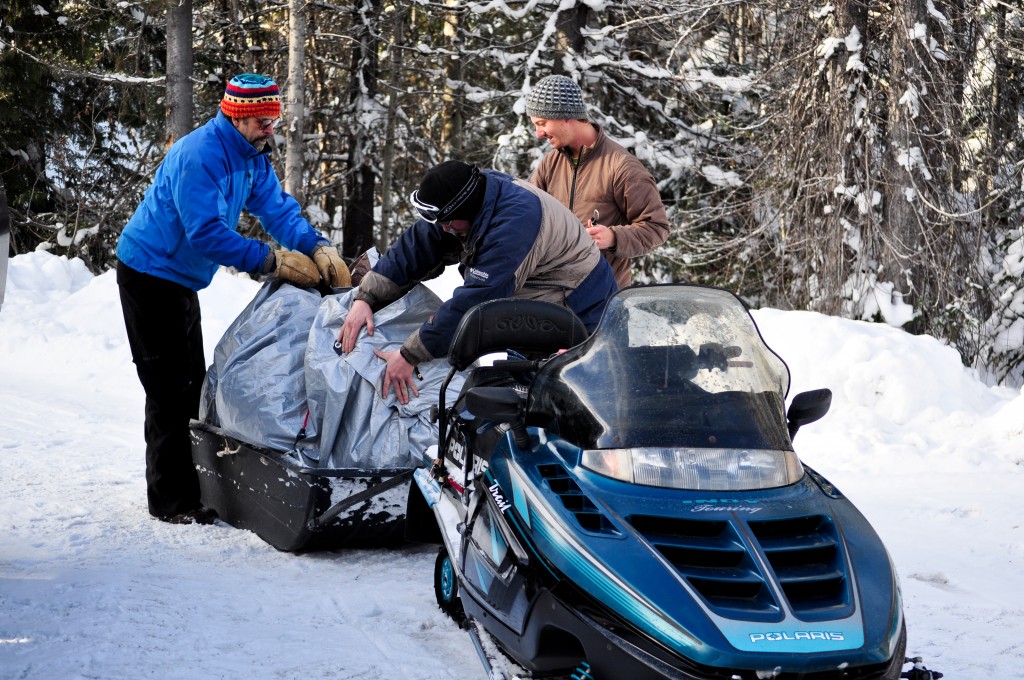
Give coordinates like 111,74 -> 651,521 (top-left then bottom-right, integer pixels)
465,387 -> 531,450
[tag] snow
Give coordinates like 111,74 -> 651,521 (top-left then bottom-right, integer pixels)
2,251 -> 1023,678
866,282 -> 916,328
702,165 -> 744,188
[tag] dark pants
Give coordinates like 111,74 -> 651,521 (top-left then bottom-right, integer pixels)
117,260 -> 206,518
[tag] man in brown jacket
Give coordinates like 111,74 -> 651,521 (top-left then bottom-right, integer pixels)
525,75 -> 670,288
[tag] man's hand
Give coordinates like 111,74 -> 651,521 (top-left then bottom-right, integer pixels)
374,348 -> 420,405
272,251 -> 320,287
586,221 -> 617,251
338,298 -> 375,354
312,243 -> 353,288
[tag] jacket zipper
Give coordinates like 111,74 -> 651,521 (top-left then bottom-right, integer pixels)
566,145 -> 590,212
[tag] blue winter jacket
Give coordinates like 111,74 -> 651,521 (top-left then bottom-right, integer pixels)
359,171 -> 617,361
116,112 -> 324,290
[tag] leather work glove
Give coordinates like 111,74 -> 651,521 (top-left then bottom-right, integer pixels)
271,250 -> 320,288
312,243 -> 352,288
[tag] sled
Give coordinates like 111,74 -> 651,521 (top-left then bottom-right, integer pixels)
187,275 -> 456,552
191,420 -> 414,552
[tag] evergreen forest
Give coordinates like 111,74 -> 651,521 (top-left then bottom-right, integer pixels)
1,0 -> 1022,385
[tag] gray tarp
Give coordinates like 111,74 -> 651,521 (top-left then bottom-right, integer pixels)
200,276 -> 464,470
200,281 -> 323,452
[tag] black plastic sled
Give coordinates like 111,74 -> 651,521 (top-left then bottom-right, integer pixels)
190,420 -> 414,552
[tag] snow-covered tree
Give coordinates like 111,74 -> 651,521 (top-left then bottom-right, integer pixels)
3,0 -> 1022,385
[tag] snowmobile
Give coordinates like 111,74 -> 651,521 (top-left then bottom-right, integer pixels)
410,284 -> 910,680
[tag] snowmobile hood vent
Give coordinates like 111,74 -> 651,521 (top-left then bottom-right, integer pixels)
748,514 -> 851,619
630,513 -> 853,621
629,514 -> 779,619
537,464 -> 620,535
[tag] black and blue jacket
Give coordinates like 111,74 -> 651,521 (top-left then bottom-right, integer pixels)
358,171 -> 617,362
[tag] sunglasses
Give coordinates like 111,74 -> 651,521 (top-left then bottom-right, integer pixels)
256,118 -> 279,132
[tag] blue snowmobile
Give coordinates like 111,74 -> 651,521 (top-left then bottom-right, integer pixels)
410,284 -> 912,680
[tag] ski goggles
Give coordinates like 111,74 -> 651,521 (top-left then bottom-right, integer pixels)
409,167 -> 482,224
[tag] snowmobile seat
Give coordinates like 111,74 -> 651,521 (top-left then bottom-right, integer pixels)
447,298 -> 589,372
442,299 -> 589,459
448,299 -> 588,414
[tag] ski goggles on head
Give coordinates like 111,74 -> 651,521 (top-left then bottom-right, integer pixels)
409,192 -> 443,223
409,167 -> 482,224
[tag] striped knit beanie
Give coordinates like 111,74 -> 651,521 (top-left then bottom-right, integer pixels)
220,73 -> 281,119
525,75 -> 587,120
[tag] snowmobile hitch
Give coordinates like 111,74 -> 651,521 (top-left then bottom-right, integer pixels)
901,657 -> 943,679
429,457 -> 449,484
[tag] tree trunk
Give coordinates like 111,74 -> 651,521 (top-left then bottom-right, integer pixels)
879,0 -> 919,299
378,8 -> 406,251
165,0 -> 193,146
880,0 -> 961,315
342,0 -> 381,259
285,0 -> 307,204
440,1 -> 463,155
816,0 -> 871,316
555,3 -> 589,57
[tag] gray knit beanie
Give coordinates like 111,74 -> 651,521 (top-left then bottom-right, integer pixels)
525,75 -> 587,120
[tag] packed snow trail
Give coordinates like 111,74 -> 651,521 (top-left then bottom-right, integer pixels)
2,252 -> 1023,678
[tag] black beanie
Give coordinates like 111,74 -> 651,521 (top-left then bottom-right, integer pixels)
414,161 -> 487,222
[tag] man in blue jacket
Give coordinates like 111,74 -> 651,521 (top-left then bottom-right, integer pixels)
116,73 -> 351,524
339,160 -> 617,405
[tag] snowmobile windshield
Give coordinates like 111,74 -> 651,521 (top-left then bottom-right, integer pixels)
528,285 -> 798,489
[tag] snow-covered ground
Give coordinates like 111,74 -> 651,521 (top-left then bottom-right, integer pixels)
1,251 -> 1022,678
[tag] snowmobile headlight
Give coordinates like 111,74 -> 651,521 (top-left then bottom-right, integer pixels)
580,447 -> 804,491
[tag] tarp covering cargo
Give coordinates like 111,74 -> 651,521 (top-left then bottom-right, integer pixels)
191,262 -> 468,551
199,277 -> 463,469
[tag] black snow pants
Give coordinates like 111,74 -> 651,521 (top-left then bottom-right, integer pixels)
117,259 -> 206,518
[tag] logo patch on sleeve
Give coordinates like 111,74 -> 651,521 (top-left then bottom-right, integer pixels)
467,267 -> 490,282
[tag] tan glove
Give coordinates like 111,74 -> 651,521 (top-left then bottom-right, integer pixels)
272,250 -> 320,288
312,243 -> 352,288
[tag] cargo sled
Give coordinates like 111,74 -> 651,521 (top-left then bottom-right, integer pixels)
190,267 -> 462,552
190,421 -> 413,551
